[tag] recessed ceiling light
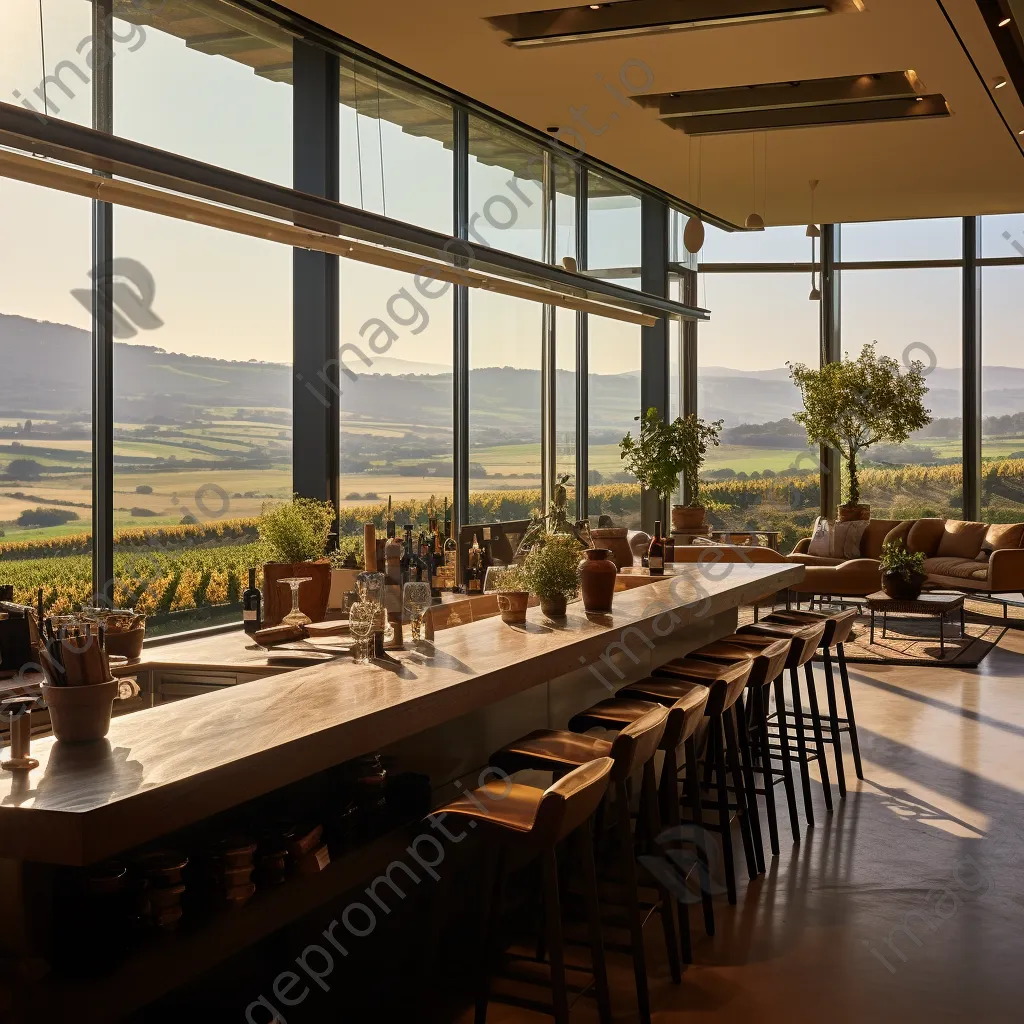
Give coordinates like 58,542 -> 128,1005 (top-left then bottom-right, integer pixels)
999,17 -> 1012,27
994,76 -> 1008,89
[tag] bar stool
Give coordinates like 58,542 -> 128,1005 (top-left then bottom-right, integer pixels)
738,618 -> 830,827
757,607 -> 864,793
623,658 -> 757,906
566,684 -> 712,956
689,635 -> 797,854
436,758 -> 616,1024
490,706 -> 674,1024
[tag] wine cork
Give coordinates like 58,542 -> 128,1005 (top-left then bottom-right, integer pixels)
363,524 -> 377,571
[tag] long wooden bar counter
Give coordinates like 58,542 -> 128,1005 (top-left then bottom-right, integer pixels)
0,563 -> 798,867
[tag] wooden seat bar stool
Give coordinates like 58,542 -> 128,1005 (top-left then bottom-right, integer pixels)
490,706 -> 674,1024
566,684 -> 712,958
758,607 -> 864,795
738,618 -> 830,827
688,635 -> 797,855
436,757 -> 616,1024
624,659 -> 758,906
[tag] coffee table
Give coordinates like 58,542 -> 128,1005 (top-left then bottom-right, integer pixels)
865,591 -> 966,654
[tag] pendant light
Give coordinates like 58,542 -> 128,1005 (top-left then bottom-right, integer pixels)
683,136 -> 705,253
744,132 -> 765,230
807,179 -> 821,301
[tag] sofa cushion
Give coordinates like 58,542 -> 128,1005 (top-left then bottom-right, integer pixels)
861,519 -> 905,559
936,520 -> 988,559
982,523 -> 1024,553
922,556 -> 989,581
907,518 -> 947,557
807,517 -> 833,557
878,520 -> 913,556
833,518 -> 869,559
787,552 -> 845,567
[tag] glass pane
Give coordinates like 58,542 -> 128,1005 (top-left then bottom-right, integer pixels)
588,173 -> 641,279
340,57 -> 453,234
0,0 -> 94,129
468,117 -> 545,261
555,307 -> 577,511
588,282 -> 641,530
0,180 -> 93,615
112,209 -> 293,636
697,272 -> 820,548
469,292 -> 541,523
981,213 -> 1024,259
841,218 -> 962,262
338,263 -> 453,557
841,268 -> 962,519
113,0 -> 293,185
981,264 -> 1024,521
701,224 -> 812,264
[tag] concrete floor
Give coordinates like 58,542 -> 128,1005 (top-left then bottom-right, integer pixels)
461,628 -> 1024,1023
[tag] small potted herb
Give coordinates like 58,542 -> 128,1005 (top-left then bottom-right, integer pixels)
488,564 -> 530,625
258,495 -> 336,626
522,534 -> 580,619
879,539 -> 927,600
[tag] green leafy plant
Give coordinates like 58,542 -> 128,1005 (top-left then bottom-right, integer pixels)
619,407 -> 723,506
487,564 -> 528,593
257,495 -> 335,563
878,539 -> 926,581
522,534 -> 580,602
789,342 -> 932,507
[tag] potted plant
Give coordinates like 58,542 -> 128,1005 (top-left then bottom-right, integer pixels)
488,564 -> 530,625
789,342 -> 931,521
879,539 -> 927,600
522,534 -> 580,619
258,495 -> 336,627
619,407 -> 723,533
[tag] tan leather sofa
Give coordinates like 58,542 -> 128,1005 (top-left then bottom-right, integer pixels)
672,518 -> 1024,599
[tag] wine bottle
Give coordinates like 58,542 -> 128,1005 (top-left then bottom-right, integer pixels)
648,520 -> 665,576
242,568 -> 262,635
443,512 -> 458,589
386,496 -> 396,540
466,533 -> 483,592
401,526 -> 413,583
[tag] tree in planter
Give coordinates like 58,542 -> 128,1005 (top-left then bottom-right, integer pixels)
788,343 -> 931,511
619,407 -> 723,514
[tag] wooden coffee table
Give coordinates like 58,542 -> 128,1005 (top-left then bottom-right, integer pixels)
866,591 -> 966,654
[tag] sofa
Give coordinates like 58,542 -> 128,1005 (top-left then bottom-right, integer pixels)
672,518 -> 1024,601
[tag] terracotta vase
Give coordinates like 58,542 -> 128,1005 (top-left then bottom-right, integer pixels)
42,679 -> 118,743
671,505 -> 706,532
579,548 -> 617,613
540,593 -> 567,619
838,503 -> 871,523
589,528 -> 632,569
262,560 -> 332,628
881,571 -> 925,601
496,591 -> 529,625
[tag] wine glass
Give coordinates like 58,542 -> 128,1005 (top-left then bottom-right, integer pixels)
348,601 -> 374,664
357,572 -> 390,643
403,582 -> 432,641
279,577 -> 313,627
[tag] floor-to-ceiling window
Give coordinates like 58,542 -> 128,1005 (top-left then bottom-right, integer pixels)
697,225 -> 820,549
840,218 -> 963,521
981,213 -> 1024,522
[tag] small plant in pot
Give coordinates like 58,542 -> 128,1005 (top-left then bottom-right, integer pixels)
879,539 -> 927,600
619,407 -> 723,533
522,534 -> 580,619
488,564 -> 530,625
258,495 -> 336,627
789,342 -> 932,522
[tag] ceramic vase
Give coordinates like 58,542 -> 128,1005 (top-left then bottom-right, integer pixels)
579,548 -> 617,613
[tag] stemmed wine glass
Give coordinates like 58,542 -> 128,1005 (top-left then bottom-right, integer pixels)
403,582 -> 432,641
279,577 -> 313,627
357,572 -> 391,645
348,601 -> 375,664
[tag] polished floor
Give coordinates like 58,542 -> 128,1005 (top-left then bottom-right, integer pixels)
457,627 -> 1024,1024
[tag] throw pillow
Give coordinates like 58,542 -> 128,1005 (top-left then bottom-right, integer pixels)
808,517 -> 833,557
832,518 -> 869,560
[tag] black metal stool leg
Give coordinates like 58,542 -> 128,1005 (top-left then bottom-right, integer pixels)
542,846 -> 570,1024
773,674 -> 801,842
803,661 -> 833,812
475,843 -> 507,1024
837,643 -> 865,780
821,648 -> 847,798
642,762 -> 683,980
734,693 -> 766,874
684,736 -> 716,936
789,666 -> 816,826
754,684 -> 780,857
723,705 -> 759,881
615,779 -> 652,1024
711,719 -> 738,905
577,824 -> 613,1024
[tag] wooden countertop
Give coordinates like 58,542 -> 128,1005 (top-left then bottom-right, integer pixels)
0,563 -> 801,865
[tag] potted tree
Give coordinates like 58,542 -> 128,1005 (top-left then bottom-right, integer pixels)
488,564 -> 530,625
258,495 -> 336,627
522,534 -> 581,619
619,407 -> 723,533
789,342 -> 931,521
879,539 -> 927,600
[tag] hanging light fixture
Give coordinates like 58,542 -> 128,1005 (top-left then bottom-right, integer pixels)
683,136 -> 705,253
744,133 -> 764,230
808,179 -> 821,301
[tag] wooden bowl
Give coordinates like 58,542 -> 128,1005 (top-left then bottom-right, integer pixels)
103,625 -> 145,661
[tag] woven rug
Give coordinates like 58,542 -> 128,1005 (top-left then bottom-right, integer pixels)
739,604 -> 1006,668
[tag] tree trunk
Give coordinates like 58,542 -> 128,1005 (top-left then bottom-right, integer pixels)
847,451 -> 860,506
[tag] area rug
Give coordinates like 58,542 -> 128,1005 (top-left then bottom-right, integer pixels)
738,605 -> 1006,668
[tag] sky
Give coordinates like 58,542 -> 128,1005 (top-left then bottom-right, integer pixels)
1,0 -> 1022,377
